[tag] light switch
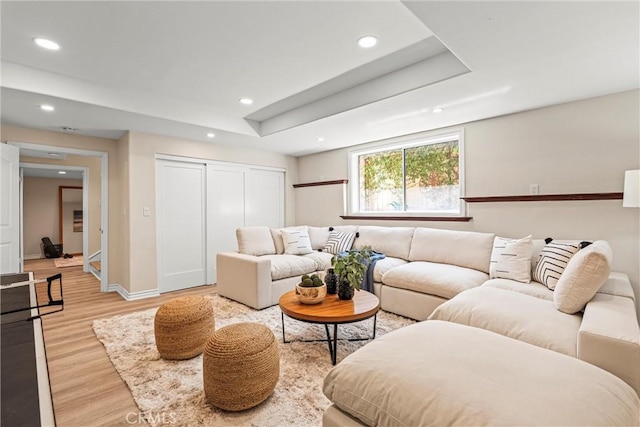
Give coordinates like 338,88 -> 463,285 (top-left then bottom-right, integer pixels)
143,207 -> 151,217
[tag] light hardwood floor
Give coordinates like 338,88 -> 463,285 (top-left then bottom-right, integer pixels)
25,258 -> 217,426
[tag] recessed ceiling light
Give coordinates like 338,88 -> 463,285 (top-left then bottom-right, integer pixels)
206,132 -> 215,138
433,107 -> 444,113
357,35 -> 378,48
33,38 -> 60,50
317,137 -> 325,142
239,98 -> 254,105
48,152 -> 60,157
40,104 -> 55,112
58,171 -> 67,175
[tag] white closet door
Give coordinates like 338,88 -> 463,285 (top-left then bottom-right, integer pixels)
206,165 -> 246,283
0,143 -> 20,274
157,160 -> 206,292
245,168 -> 284,228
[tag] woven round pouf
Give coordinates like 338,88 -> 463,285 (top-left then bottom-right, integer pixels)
154,296 -> 215,360
203,322 -> 279,411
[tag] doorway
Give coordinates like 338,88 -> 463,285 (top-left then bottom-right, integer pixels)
9,141 -> 109,291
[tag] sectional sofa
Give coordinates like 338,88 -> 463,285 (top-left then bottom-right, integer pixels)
216,224 -> 640,423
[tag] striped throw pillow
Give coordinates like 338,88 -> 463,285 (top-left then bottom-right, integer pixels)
533,240 -> 582,290
324,231 -> 356,254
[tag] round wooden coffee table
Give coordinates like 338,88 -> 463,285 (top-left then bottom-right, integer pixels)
279,290 -> 380,365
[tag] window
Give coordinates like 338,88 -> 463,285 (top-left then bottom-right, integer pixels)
349,132 -> 464,215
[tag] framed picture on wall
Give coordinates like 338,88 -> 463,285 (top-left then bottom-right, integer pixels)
73,210 -> 83,232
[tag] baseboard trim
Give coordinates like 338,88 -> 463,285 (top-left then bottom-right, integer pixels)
24,254 -> 43,260
108,284 -> 160,301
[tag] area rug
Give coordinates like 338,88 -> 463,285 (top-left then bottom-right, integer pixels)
54,255 -> 83,268
92,294 -> 415,427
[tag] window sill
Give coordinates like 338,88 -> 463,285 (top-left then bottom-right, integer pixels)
340,215 -> 472,222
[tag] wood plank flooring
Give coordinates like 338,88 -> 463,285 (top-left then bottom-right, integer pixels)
24,258 -> 217,426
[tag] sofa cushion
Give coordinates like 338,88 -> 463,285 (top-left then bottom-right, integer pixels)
323,321 -> 639,427
308,226 -> 330,250
302,251 -> 333,271
408,227 -> 495,273
429,287 -> 581,356
489,235 -> 533,283
372,257 -> 407,283
381,261 -> 488,300
533,240 -> 582,290
270,226 -> 308,254
482,278 -> 553,301
237,226 -> 276,256
281,229 -> 313,255
353,226 -> 414,260
261,254 -> 318,281
324,231 -> 356,254
555,240 -> 613,314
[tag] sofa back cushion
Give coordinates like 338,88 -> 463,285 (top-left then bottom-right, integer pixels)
554,240 -> 612,314
354,226 -> 415,260
237,226 -> 276,256
409,228 -> 495,273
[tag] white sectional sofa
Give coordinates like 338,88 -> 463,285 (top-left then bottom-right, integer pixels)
217,224 -> 640,404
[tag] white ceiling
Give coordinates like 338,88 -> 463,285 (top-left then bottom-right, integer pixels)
1,1 -> 638,157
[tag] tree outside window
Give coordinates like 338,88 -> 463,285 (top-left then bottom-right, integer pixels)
356,137 -> 461,214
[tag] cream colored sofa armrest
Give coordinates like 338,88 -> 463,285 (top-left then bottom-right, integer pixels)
216,252 -> 272,309
578,293 -> 640,395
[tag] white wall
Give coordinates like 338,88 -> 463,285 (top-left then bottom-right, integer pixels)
296,90 -> 640,314
22,177 -> 82,258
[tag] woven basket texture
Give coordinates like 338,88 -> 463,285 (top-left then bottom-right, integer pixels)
203,322 -> 280,411
154,296 -> 215,360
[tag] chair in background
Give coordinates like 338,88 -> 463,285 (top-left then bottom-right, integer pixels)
41,237 -> 63,259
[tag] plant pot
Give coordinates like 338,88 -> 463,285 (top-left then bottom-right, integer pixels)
295,283 -> 327,304
337,280 -> 354,301
324,268 -> 338,294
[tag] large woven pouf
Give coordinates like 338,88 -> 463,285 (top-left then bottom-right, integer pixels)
203,322 -> 280,411
154,296 -> 215,360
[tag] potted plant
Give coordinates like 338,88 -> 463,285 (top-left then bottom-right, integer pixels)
331,247 -> 373,300
295,273 -> 327,304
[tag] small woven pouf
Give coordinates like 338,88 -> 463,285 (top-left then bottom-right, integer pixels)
154,296 -> 215,360
203,322 -> 280,411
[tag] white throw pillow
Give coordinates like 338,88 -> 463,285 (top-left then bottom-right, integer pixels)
489,235 -> 533,283
308,226 -> 330,250
270,226 -> 307,254
324,231 -> 356,254
533,240 -> 582,290
554,240 -> 612,314
236,226 -> 276,256
281,229 -> 313,255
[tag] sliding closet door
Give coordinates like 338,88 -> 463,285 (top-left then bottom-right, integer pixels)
245,168 -> 284,228
207,164 -> 246,282
157,160 -> 206,292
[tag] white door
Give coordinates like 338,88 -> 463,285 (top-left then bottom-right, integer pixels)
207,165 -> 246,283
246,168 -> 284,228
157,160 -> 206,292
0,144 -> 20,274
